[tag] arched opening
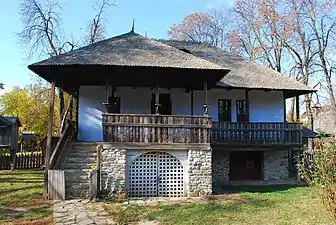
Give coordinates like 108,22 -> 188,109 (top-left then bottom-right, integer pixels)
128,151 -> 184,197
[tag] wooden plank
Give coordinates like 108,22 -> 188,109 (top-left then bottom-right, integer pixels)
46,82 -> 56,169
48,170 -> 65,200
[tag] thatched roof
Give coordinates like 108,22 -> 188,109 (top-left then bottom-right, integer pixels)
160,40 -> 315,98
30,32 -> 225,70
28,32 -> 229,90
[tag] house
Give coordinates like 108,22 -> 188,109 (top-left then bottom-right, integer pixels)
0,115 -> 21,157
28,31 -> 315,199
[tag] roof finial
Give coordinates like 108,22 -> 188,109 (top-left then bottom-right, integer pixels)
131,19 -> 135,33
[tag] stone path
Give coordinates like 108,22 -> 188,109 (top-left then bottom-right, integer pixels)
53,199 -> 115,225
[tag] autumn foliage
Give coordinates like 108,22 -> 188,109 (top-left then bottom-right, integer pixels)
299,138 -> 336,223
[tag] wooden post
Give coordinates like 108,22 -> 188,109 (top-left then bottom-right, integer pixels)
284,95 -> 286,122
69,95 -> 73,121
75,88 -> 79,141
190,89 -> 194,116
204,81 -> 208,116
245,90 -> 249,122
295,95 -> 300,122
46,82 -> 56,170
96,145 -> 101,198
155,85 -> 160,115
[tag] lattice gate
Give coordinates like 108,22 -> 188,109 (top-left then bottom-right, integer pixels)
128,152 -> 184,197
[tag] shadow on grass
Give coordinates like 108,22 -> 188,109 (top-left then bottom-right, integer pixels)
0,184 -> 42,196
217,184 -> 307,194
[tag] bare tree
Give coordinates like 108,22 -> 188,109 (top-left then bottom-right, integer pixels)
86,0 -> 116,44
18,0 -> 76,132
305,0 -> 336,114
167,9 -> 233,49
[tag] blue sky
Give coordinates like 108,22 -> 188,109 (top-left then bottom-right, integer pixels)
0,0 -> 234,95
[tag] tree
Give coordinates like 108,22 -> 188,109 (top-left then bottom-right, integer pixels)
86,0 -> 116,44
304,0 -> 336,116
168,10 -> 233,48
18,0 -> 115,130
0,83 -> 4,89
0,85 -> 59,143
18,0 -> 74,131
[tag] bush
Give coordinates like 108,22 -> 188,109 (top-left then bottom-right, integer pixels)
299,138 -> 336,223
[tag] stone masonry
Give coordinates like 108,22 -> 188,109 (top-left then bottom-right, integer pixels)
264,151 -> 289,180
101,148 -> 126,196
187,149 -> 212,197
212,151 -> 230,193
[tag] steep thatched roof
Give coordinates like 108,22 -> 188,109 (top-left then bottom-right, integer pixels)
160,40 -> 315,98
28,32 -> 229,90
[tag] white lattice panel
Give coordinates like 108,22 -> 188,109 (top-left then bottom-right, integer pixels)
157,152 -> 184,197
128,152 -> 184,197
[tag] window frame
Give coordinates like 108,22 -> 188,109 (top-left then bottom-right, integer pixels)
218,99 -> 232,122
236,100 -> 249,122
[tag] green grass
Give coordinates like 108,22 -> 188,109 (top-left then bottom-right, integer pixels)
103,185 -> 334,225
0,170 -> 52,225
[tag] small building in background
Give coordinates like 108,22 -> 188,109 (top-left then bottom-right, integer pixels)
0,116 -> 21,155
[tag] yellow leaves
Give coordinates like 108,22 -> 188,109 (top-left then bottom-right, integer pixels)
0,84 -> 60,139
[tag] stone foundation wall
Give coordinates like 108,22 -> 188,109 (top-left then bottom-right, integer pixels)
187,149 -> 212,196
264,151 -> 289,180
101,148 -> 126,196
212,151 -> 230,193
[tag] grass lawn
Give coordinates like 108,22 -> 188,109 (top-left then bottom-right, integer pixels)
0,170 -> 52,225
103,186 -> 334,225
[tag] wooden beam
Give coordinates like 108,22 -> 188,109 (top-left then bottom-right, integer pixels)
190,89 -> 194,116
46,82 -> 56,170
245,89 -> 249,122
284,95 -> 286,122
155,85 -> 160,115
295,96 -> 300,122
75,88 -> 79,141
204,81 -> 208,116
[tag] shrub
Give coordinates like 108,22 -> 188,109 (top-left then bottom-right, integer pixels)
299,138 -> 336,223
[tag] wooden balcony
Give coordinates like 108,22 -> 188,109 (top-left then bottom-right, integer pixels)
102,114 -> 304,147
102,114 -> 212,145
212,122 -> 303,146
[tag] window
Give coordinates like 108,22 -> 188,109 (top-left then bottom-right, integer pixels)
236,100 -> 249,122
218,99 -> 231,122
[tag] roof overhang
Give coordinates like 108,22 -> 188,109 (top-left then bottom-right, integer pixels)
28,64 -> 229,92
214,83 -> 316,98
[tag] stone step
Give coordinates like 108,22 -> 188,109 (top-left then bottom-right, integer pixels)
63,163 -> 96,169
67,152 -> 97,158
70,142 -> 98,150
66,189 -> 89,199
65,157 -> 96,163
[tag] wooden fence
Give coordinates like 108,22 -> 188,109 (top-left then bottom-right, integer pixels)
0,152 -> 44,170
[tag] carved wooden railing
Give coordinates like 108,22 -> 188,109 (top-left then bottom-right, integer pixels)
212,122 -> 303,145
102,114 -> 212,144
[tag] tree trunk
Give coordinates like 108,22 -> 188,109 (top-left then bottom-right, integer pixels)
288,97 -> 295,122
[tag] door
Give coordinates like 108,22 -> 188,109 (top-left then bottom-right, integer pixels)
229,151 -> 263,180
128,152 -> 184,197
151,94 -> 172,115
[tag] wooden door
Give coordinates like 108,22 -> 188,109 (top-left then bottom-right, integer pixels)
229,151 -> 263,180
151,93 -> 172,115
